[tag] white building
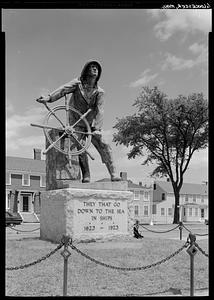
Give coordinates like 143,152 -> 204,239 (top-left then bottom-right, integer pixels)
152,180 -> 208,224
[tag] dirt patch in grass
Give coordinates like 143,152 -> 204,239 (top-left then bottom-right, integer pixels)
6,236 -> 208,296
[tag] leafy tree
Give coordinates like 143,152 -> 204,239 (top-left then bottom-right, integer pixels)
113,86 -> 208,223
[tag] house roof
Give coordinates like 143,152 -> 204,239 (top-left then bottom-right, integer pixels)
155,180 -> 208,196
6,156 -> 45,174
96,178 -> 151,189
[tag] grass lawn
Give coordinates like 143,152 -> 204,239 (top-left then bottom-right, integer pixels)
6,236 -> 208,296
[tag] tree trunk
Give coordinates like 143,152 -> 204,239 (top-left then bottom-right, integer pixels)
173,189 -> 180,224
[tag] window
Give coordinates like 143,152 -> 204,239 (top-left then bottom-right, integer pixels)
134,205 -> 139,216
185,195 -> 188,202
193,195 -> 196,202
195,208 -> 198,216
144,206 -> 148,216
152,204 -> 157,214
134,190 -> 140,200
22,173 -> 30,186
144,191 -> 149,200
189,208 -> 192,216
40,175 -> 46,187
183,208 -> 186,216
201,208 -> 204,218
162,193 -> 166,201
201,196 -> 204,203
168,208 -> 172,215
6,172 -> 11,185
161,208 -> 165,216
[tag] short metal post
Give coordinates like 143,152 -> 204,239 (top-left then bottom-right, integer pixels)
190,253 -> 194,296
186,233 -> 197,297
179,221 -> 183,240
61,235 -> 71,296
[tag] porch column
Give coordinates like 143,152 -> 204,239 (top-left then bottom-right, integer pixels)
6,189 -> 11,210
32,192 -> 36,213
17,191 -> 21,213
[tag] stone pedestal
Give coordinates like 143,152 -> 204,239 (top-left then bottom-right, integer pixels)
46,129 -> 81,190
40,182 -> 134,243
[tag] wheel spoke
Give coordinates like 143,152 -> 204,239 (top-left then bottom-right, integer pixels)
70,134 -> 84,149
31,123 -> 64,132
71,108 -> 92,128
68,137 -> 72,168
43,132 -> 67,154
65,95 -> 70,127
70,133 -> 95,160
42,105 -> 93,157
72,129 -> 94,135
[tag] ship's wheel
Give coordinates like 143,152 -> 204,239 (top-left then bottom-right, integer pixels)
31,96 -> 94,167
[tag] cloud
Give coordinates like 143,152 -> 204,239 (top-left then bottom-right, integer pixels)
189,42 -> 205,54
129,69 -> 158,88
148,9 -> 211,41
6,106 -> 45,139
189,42 -> 208,64
161,53 -> 195,71
6,134 -> 45,151
161,42 -> 208,71
6,106 -> 46,157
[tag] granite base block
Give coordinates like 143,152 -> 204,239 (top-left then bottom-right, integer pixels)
40,187 -> 134,243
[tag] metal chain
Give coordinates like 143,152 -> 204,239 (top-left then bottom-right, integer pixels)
6,242 -> 64,271
182,224 -> 208,236
8,226 -> 40,233
194,233 -> 208,237
195,242 -> 209,257
139,224 -> 180,234
69,241 -> 189,271
182,224 -> 192,233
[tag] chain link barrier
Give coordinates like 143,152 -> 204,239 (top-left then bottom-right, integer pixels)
6,241 -> 64,271
6,232 -> 209,297
194,242 -> 209,257
139,223 -> 180,233
182,224 -> 208,237
8,225 -> 40,233
69,240 -> 189,271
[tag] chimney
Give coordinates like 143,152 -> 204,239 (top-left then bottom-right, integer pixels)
139,181 -> 142,186
120,172 -> 127,181
33,148 -> 41,160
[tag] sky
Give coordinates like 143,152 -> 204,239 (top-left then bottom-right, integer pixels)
4,8 -> 211,185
